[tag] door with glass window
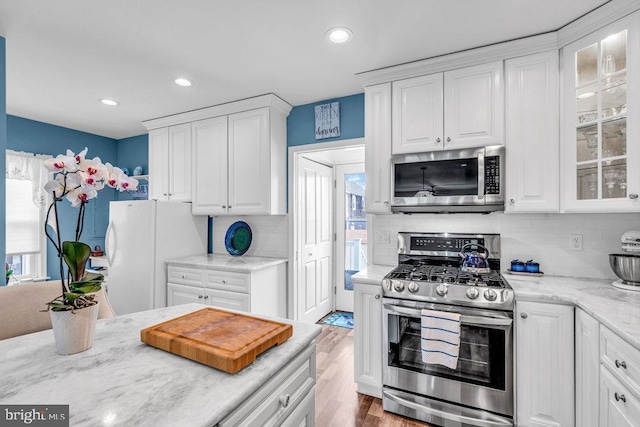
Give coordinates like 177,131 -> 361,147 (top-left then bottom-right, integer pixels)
562,15 -> 640,212
335,163 -> 366,312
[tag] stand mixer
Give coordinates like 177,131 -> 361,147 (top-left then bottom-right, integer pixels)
610,231 -> 640,291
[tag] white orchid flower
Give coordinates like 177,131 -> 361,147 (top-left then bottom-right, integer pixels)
44,173 -> 82,198
68,147 -> 88,165
117,175 -> 139,192
66,186 -> 98,207
104,163 -> 125,189
78,157 -> 108,190
43,153 -> 77,173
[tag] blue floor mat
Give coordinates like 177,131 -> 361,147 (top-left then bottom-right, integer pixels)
319,311 -> 354,329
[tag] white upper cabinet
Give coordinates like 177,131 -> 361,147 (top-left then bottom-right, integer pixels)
392,73 -> 443,153
505,51 -> 560,213
561,12 -> 640,212
148,123 -> 192,202
365,83 -> 392,214
143,94 -> 291,216
391,61 -> 504,154
192,116 -> 228,215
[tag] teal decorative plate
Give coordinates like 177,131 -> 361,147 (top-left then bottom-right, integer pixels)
225,221 -> 252,256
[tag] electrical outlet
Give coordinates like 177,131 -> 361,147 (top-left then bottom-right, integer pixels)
375,230 -> 391,244
570,234 -> 583,251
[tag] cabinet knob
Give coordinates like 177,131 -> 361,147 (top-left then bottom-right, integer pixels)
222,279 -> 226,284
163,193 -> 168,196
204,295 -> 209,300
629,194 -> 639,200
510,198 -> 515,204
279,394 -> 291,408
375,294 -> 380,299
181,274 -> 186,279
384,201 -> 389,206
520,313 -> 528,319
222,205 -> 227,209
615,359 -> 627,369
198,295 -> 203,299
228,205 -> 232,209
436,138 -> 441,144
615,392 -> 626,403
446,137 -> 451,143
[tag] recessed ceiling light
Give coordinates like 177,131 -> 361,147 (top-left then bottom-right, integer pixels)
174,78 -> 193,87
99,98 -> 119,106
326,27 -> 353,44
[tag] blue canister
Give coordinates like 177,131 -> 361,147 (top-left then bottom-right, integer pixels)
525,260 -> 540,273
510,259 -> 525,272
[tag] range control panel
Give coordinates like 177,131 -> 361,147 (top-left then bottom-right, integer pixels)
410,237 -> 482,252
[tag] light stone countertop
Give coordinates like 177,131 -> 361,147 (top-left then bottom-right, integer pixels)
166,253 -> 288,272
352,265 -> 640,351
0,304 -> 321,427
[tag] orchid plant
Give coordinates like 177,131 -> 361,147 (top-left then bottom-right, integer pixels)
43,147 -> 138,312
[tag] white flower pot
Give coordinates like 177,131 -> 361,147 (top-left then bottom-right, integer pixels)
50,302 -> 99,355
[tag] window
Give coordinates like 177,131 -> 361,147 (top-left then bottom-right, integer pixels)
5,150 -> 51,281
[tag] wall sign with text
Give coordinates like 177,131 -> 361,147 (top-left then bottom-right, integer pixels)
315,102 -> 340,139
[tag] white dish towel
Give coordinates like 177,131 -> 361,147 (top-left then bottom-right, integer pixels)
421,309 -> 461,369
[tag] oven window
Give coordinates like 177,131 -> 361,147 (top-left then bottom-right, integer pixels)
388,314 -> 506,390
394,158 -> 479,198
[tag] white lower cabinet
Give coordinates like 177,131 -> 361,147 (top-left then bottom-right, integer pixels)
218,342 -> 316,427
167,263 -> 286,318
516,301 -> 574,427
353,280 -> 383,398
575,308 -> 600,427
600,366 -> 640,427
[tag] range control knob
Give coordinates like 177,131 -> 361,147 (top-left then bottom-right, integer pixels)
408,281 -> 419,293
484,289 -> 498,301
466,287 -> 479,299
436,284 -> 448,296
382,278 -> 392,291
393,281 -> 405,292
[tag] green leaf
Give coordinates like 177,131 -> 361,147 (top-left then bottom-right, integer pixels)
69,284 -> 101,294
62,241 -> 91,283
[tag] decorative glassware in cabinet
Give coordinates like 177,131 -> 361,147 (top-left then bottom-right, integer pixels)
574,29 -> 628,201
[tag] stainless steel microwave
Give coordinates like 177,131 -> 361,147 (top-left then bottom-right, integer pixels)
391,146 -> 505,213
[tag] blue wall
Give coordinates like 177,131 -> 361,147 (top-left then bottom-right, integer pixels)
0,37 -> 6,275
6,116 -> 118,280
116,134 -> 148,174
287,93 -> 364,147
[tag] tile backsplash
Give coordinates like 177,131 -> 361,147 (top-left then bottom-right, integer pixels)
371,212 -> 640,280
212,215 -> 289,259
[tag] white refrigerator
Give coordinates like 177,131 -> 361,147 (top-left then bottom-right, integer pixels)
105,200 -> 207,315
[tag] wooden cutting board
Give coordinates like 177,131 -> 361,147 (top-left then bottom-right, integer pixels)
140,307 -> 293,374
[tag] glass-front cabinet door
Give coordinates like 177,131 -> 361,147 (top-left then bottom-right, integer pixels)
562,13 -> 640,212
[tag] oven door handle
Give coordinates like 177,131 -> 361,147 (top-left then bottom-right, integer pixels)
384,389 -> 513,427
383,304 -> 513,327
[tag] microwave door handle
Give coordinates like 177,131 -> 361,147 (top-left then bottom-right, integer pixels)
477,150 -> 485,200
383,304 -> 513,326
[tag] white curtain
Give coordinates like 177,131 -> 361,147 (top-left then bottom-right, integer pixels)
5,150 -> 52,255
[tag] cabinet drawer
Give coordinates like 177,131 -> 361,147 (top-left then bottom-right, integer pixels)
601,326 -> 640,397
219,343 -> 316,427
204,270 -> 250,293
206,289 -> 250,312
601,366 -> 640,426
167,266 -> 204,286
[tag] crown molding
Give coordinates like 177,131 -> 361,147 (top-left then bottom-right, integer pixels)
355,33 -> 559,87
141,93 -> 292,130
557,0 -> 640,48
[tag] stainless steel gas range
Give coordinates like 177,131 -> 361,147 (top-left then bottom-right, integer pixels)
382,232 -> 514,427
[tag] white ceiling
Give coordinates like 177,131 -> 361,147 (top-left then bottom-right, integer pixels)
0,0 -> 609,140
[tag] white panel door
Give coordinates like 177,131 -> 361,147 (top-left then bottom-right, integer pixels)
354,281 -> 382,398
516,301 -> 574,427
575,308 -> 600,427
168,123 -> 192,202
444,61 -> 504,149
505,51 -> 560,213
600,367 -> 640,427
392,73 -> 444,153
228,108 -> 270,215
148,127 -> 169,200
192,116 -> 228,215
297,157 -> 333,324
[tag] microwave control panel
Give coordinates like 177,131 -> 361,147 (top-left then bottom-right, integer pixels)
485,156 -> 500,195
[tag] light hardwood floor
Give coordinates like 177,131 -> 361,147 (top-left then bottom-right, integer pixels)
315,324 -> 432,426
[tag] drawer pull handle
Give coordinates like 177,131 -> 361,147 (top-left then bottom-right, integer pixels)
615,392 -> 626,403
181,275 -> 186,279
222,280 -> 226,284
198,295 -> 203,299
615,360 -> 627,369
279,394 -> 290,408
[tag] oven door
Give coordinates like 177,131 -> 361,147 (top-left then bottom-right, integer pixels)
382,298 -> 513,418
